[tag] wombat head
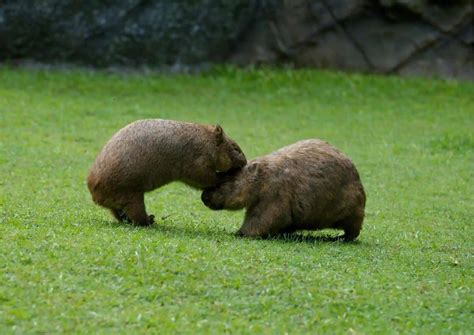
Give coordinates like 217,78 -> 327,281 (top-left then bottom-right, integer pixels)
201,161 -> 261,210
214,125 -> 247,172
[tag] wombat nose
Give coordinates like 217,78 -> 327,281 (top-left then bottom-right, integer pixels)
201,191 -> 210,204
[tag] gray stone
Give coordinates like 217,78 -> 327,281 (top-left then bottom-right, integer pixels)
380,0 -> 473,32
292,28 -> 371,72
0,0 -> 256,66
230,0 -> 473,80
0,0 -> 472,80
348,15 -> 441,72
398,37 -> 474,81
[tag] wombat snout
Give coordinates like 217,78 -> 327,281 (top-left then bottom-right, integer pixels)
201,189 -> 214,206
235,156 -> 247,169
201,189 -> 223,210
201,190 -> 211,204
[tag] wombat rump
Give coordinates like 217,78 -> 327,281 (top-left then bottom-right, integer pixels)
87,119 -> 246,226
201,139 -> 366,241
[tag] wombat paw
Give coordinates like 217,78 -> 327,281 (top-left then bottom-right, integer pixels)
148,215 -> 155,225
342,234 -> 358,242
234,230 -> 244,237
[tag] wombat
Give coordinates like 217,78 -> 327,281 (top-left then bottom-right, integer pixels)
87,119 -> 247,226
201,139 -> 366,241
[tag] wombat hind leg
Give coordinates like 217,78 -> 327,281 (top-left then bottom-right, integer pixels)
123,193 -> 154,226
341,213 -> 364,242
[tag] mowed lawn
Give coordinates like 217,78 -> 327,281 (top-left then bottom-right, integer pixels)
0,66 -> 473,334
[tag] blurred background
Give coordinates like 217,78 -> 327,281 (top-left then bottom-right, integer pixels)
0,0 -> 472,81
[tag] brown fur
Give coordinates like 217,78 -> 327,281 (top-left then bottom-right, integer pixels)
201,139 -> 366,241
87,119 -> 246,226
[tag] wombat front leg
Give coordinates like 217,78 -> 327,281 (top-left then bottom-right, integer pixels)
341,212 -> 364,241
333,210 -> 364,241
238,202 -> 291,238
123,193 -> 154,226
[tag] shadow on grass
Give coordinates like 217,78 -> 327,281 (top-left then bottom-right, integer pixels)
268,233 -> 360,245
99,218 -> 361,246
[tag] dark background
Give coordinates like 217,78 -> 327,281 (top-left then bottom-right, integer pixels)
0,0 -> 472,80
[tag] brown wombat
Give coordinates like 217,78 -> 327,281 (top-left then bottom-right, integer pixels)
201,139 -> 366,241
87,119 -> 247,226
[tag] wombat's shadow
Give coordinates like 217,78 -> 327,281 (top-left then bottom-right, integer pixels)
106,219 -> 360,245
267,233 -> 360,244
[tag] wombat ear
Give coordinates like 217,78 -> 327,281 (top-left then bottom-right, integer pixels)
215,124 -> 224,144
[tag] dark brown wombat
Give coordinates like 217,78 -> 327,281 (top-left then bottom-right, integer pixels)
87,119 -> 246,226
201,139 -> 366,241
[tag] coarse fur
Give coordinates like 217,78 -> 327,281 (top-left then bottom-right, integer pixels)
201,139 -> 366,241
87,119 -> 246,226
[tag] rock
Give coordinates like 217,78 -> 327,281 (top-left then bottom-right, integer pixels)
231,0 -> 473,80
292,28 -> 371,72
0,0 -> 472,80
0,0 -> 257,66
380,0 -> 473,32
398,36 -> 474,81
347,14 -> 441,72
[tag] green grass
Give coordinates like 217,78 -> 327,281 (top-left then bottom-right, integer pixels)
0,66 -> 473,334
